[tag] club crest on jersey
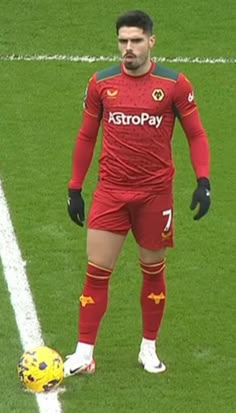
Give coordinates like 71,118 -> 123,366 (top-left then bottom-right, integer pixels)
152,89 -> 165,102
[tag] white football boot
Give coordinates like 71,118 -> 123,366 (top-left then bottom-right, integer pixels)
64,353 -> 95,377
138,339 -> 166,374
64,343 -> 95,377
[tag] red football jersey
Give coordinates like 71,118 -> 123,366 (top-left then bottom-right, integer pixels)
69,61 -> 210,192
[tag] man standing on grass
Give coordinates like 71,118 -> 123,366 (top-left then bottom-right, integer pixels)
64,10 -> 210,376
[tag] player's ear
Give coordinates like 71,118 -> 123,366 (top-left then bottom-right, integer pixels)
149,35 -> 156,49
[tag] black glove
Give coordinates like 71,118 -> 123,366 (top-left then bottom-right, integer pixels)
190,177 -> 211,220
67,189 -> 85,227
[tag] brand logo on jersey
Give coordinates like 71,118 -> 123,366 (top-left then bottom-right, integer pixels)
107,89 -> 119,98
108,112 -> 163,128
188,91 -> 194,102
152,89 -> 165,101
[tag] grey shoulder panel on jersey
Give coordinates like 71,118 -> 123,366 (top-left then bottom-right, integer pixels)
153,64 -> 179,81
96,65 -> 122,81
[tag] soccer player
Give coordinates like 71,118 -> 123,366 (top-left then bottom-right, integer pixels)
64,10 -> 211,376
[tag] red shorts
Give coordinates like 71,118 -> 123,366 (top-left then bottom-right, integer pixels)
87,184 -> 174,250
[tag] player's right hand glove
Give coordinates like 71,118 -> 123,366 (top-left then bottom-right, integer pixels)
67,189 -> 85,227
190,177 -> 211,220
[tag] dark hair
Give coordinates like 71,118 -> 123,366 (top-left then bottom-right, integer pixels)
116,10 -> 153,35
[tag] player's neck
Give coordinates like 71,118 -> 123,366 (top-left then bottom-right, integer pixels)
122,60 -> 153,77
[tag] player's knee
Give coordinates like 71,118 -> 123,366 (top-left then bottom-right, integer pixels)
139,247 -> 166,264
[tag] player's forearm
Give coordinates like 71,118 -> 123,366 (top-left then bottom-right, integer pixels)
188,133 -> 210,178
69,132 -> 96,189
181,111 -> 210,178
68,111 -> 100,189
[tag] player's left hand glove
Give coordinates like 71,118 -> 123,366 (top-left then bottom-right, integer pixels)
190,177 -> 211,220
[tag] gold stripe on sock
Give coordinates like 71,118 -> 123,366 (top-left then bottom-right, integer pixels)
88,261 -> 113,273
86,272 -> 111,280
139,258 -> 166,267
141,263 -> 166,275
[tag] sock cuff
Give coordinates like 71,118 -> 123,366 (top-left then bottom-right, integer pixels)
87,262 -> 113,279
139,258 -> 166,275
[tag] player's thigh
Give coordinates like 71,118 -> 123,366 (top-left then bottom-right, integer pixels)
131,191 -> 174,251
87,185 -> 131,234
87,185 -> 130,268
87,229 -> 126,269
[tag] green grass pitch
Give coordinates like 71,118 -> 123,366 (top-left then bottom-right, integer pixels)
0,1 -> 235,412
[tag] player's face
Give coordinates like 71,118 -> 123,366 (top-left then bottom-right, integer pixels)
118,27 -> 156,75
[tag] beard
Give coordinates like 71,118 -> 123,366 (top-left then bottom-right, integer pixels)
123,60 -> 140,70
123,55 -> 148,72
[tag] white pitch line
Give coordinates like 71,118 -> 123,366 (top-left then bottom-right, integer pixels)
0,180 -> 63,413
0,54 -> 235,64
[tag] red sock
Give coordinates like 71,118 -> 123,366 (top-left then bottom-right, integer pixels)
79,262 -> 112,344
140,259 -> 166,341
